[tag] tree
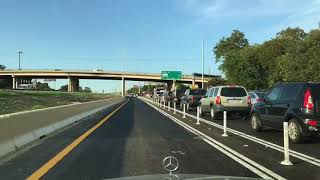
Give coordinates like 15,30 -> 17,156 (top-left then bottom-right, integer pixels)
35,82 -> 53,91
213,30 -> 250,86
213,27 -> 320,89
0,64 -> 5,70
0,65 -> 11,89
214,30 -> 249,63
59,85 -> 68,91
207,78 -> 226,87
83,87 -> 92,93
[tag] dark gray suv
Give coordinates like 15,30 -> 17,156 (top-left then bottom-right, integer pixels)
250,82 -> 320,143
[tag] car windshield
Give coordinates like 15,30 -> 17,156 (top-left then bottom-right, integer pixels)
0,1 -> 316,180
221,87 -> 247,97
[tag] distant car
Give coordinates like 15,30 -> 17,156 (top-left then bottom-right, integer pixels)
160,91 -> 173,102
180,89 -> 206,111
171,89 -> 188,106
249,91 -> 268,105
93,69 -> 103,72
200,86 -> 251,120
250,82 -> 320,143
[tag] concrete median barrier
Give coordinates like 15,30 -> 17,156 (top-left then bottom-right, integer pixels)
0,97 -> 124,158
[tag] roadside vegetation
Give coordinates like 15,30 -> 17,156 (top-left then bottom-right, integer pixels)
0,90 -> 119,115
214,26 -> 320,90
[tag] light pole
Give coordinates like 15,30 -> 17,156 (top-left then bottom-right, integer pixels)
17,50 -> 23,70
122,48 -> 126,97
202,40 -> 204,89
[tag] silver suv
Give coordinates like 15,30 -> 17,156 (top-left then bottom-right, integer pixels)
199,86 -> 251,120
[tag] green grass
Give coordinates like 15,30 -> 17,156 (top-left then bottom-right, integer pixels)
0,90 -> 120,115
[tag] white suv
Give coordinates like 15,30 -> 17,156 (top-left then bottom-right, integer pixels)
200,86 -> 251,120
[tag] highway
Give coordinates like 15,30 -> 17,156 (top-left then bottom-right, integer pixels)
0,98 -> 319,179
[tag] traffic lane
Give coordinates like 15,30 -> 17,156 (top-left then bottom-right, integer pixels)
168,107 -> 320,180
0,100 -> 126,180
43,98 -> 258,180
187,109 -> 320,159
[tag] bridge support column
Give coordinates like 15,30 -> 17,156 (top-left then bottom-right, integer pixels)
192,80 -> 196,89
68,77 -> 79,92
12,76 -> 17,89
121,77 -> 125,97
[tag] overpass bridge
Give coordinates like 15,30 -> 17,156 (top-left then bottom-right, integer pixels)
0,69 -> 216,94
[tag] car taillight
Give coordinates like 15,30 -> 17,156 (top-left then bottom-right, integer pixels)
304,89 -> 314,110
307,120 -> 317,127
248,96 -> 251,105
191,96 -> 195,103
216,96 -> 221,104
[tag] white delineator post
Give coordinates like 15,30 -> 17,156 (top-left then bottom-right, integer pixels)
183,104 -> 186,118
196,106 -> 200,125
222,111 -> 228,137
163,100 -> 166,109
173,102 -> 176,114
168,101 -> 170,111
281,122 -> 293,166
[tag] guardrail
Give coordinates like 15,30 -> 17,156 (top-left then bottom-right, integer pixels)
0,97 -> 124,158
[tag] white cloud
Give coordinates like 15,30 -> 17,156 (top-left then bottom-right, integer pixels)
180,0 -> 320,30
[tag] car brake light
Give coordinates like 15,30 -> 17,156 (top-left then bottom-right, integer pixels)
307,120 -> 317,127
191,96 -> 195,103
248,96 -> 251,105
304,89 -> 314,110
216,96 -> 221,104
257,98 -> 262,102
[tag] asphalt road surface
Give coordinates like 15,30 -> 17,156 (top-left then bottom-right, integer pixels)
0,98 -> 258,180
0,97 -> 319,180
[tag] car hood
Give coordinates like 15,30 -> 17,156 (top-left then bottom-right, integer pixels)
105,174 -> 262,180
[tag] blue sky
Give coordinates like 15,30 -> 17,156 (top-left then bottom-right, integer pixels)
1,0 -> 319,92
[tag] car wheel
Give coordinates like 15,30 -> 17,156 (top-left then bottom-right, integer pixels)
251,113 -> 263,132
288,119 -> 304,143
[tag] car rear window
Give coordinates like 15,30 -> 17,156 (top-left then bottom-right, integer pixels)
175,89 -> 186,96
249,93 -> 256,98
190,89 -> 206,95
221,87 -> 247,97
256,92 -> 267,98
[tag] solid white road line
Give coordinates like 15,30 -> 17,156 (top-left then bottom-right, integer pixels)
142,98 -> 285,180
143,98 -> 320,167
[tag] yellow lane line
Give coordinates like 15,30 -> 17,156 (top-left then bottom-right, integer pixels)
26,100 -> 129,180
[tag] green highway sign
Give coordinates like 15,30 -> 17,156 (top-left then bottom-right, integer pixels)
161,71 -> 182,80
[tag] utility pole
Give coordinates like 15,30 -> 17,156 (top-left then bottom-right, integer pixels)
122,48 -> 126,97
17,50 -> 23,70
202,39 -> 204,89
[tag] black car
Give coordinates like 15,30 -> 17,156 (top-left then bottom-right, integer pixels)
250,82 -> 320,143
180,89 -> 206,111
